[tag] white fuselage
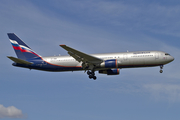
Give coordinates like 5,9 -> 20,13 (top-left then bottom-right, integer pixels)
42,51 -> 174,71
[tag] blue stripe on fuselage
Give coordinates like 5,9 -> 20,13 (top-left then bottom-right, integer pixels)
13,57 -> 83,72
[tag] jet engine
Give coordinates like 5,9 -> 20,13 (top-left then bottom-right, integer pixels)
99,69 -> 120,75
100,59 -> 118,68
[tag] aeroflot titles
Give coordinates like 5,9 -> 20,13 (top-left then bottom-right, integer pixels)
133,52 -> 151,54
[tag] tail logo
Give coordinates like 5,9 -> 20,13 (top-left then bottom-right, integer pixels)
10,39 -> 40,58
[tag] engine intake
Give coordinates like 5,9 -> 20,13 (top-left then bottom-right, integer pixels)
100,59 -> 118,68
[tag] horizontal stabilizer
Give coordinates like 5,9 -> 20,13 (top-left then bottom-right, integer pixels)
7,56 -> 33,65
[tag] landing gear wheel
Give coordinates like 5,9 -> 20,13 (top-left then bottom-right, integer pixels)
159,65 -> 163,73
87,70 -> 97,80
93,76 -> 97,80
87,71 -> 91,75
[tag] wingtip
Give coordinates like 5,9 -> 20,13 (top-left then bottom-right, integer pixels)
7,56 -> 12,58
60,44 -> 66,46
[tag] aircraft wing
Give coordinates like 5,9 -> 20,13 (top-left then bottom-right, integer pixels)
60,45 -> 103,64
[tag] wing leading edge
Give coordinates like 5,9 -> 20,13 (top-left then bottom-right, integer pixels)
60,45 -> 103,64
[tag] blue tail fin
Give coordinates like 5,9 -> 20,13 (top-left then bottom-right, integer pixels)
7,33 -> 41,60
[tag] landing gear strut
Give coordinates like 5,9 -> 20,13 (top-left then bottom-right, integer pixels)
87,70 -> 97,80
160,65 -> 163,73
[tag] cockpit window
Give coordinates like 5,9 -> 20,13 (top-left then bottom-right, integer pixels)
165,53 -> 170,56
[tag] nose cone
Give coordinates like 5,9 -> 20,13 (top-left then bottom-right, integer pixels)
169,56 -> 174,62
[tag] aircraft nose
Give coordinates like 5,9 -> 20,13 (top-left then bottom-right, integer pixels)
170,56 -> 174,62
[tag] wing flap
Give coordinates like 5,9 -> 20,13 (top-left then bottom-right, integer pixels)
60,45 -> 103,64
7,56 -> 33,65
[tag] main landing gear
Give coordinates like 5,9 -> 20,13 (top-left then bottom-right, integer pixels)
87,70 -> 97,80
160,65 -> 163,73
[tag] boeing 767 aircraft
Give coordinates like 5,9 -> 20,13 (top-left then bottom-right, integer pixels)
7,33 -> 174,80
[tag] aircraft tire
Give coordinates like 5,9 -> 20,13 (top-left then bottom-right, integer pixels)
87,71 -> 91,75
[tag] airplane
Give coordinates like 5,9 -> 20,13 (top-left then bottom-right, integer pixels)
7,33 -> 174,80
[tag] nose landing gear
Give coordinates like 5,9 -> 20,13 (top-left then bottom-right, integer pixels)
160,65 -> 163,73
87,70 -> 97,80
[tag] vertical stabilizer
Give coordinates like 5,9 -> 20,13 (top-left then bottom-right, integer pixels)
7,33 -> 40,60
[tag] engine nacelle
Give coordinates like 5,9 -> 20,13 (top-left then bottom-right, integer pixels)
99,69 -> 120,75
100,59 -> 118,68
